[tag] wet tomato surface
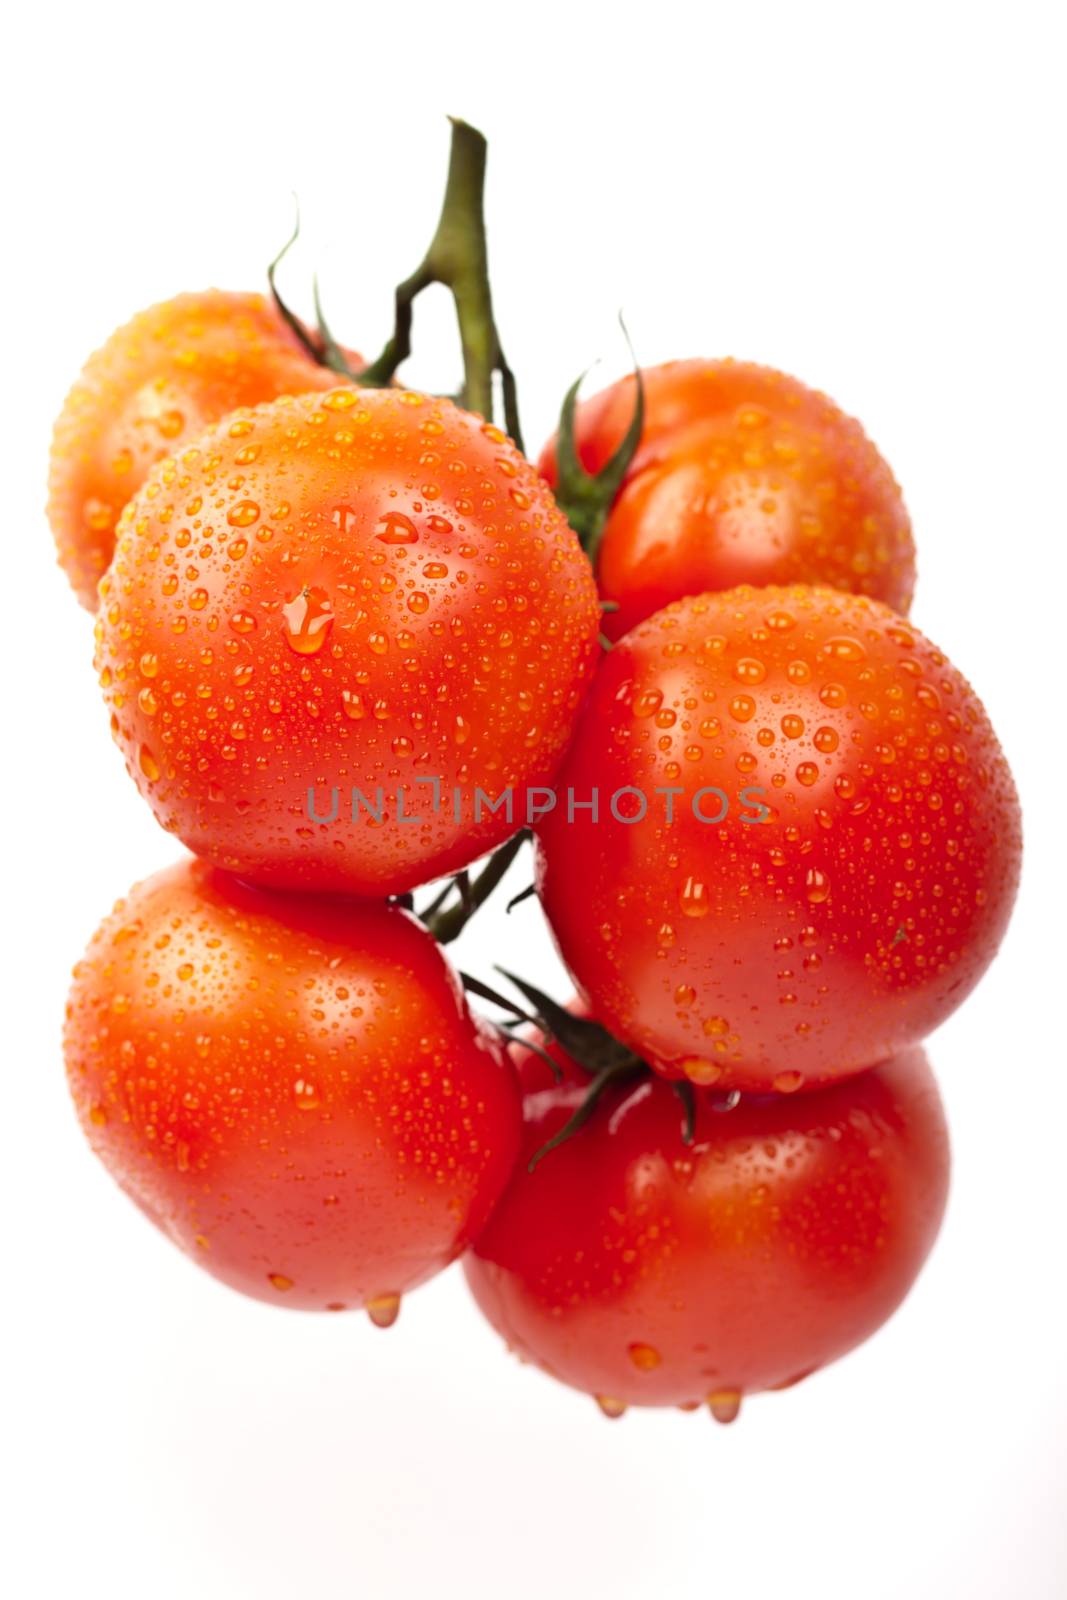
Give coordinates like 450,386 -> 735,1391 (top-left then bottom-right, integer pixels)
48,290 -> 347,608
466,1024 -> 949,1415
536,585 -> 1021,1091
539,360 -> 915,639
94,387 -> 601,895
64,857 -> 521,1314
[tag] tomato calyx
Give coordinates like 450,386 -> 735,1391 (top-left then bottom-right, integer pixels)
461,968 -> 717,1169
267,208 -> 365,381
420,831 -> 530,946
551,330 -> 644,566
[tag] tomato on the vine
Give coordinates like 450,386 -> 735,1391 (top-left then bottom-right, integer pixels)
465,1021 -> 949,1417
94,386 -> 601,896
535,585 -> 1021,1092
48,290 -> 352,608
539,360 -> 915,640
64,857 -> 521,1315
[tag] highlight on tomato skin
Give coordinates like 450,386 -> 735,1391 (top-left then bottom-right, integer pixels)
93,386 -> 602,898
535,584 -> 1021,1094
63,857 -> 522,1316
464,1022 -> 950,1419
47,289 -> 354,609
538,359 -> 916,640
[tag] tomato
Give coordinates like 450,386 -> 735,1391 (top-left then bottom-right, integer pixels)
465,1023 -> 949,1417
535,585 -> 1021,1092
63,856 -> 521,1316
48,290 -> 351,608
93,386 -> 600,896
539,360 -> 915,640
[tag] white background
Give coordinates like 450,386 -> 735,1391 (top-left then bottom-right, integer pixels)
4,3 -> 1065,1596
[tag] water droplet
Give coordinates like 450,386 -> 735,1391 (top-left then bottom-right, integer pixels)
824,636 -> 866,663
268,1273 -> 294,1292
680,1058 -> 723,1086
375,511 -> 418,545
707,1389 -> 742,1424
342,689 -> 366,720
595,1395 -> 627,1420
227,499 -> 260,528
367,1293 -> 401,1329
138,745 -> 160,781
733,657 -> 766,685
773,1070 -> 805,1093
282,586 -> 334,655
156,409 -> 184,439
628,1342 -> 662,1371
229,609 -> 257,634
813,726 -> 839,753
679,877 -> 709,918
805,868 -> 831,903
293,1078 -> 319,1111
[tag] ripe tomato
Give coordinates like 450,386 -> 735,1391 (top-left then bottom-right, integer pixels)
465,1024 -> 949,1417
536,585 -> 1021,1092
64,857 -> 521,1316
94,387 -> 600,896
48,290 -> 351,609
539,360 -> 915,640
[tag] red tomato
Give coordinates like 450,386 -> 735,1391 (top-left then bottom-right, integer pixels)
536,586 -> 1021,1092
465,1026 -> 949,1417
539,360 -> 915,640
48,290 -> 352,609
63,857 -> 521,1316
94,387 -> 600,896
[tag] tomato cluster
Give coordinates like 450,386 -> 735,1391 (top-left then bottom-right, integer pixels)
53,121 -> 1019,1425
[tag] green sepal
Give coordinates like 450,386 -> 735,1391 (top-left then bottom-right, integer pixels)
312,275 -> 363,380
494,969 -> 639,1078
267,206 -> 322,366
552,321 -> 645,565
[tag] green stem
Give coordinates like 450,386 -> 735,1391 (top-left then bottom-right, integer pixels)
359,118 -> 523,448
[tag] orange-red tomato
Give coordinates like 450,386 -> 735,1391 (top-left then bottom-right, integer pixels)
63,857 -> 521,1316
48,290 -> 351,608
536,585 -> 1021,1092
466,1025 -> 949,1416
94,387 -> 600,897
539,360 -> 915,640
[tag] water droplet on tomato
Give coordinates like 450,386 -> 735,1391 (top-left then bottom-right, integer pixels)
227,499 -> 260,528
375,512 -> 418,545
595,1395 -> 627,1420
772,1070 -> 805,1093
679,877 -> 709,918
805,868 -> 831,903
282,587 -> 334,655
707,1389 -> 742,1424
367,1293 -> 401,1329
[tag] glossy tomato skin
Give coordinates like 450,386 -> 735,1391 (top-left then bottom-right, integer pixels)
49,290 -> 349,609
94,388 -> 601,897
64,857 -> 521,1312
465,1032 -> 949,1412
536,585 -> 1021,1092
538,360 -> 915,640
